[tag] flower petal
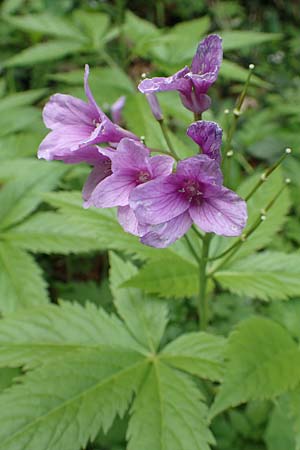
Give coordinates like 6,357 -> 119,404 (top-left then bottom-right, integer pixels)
138,67 -> 191,95
111,138 -> 150,173
141,211 -> 192,248
191,34 -> 223,80
177,154 -> 223,186
117,205 -> 149,236
187,121 -> 222,163
43,93 -> 96,129
189,185 -> 247,236
86,173 -> 136,208
149,155 -> 174,177
84,64 -> 107,121
111,96 -> 126,124
179,91 -> 211,114
130,175 -> 190,225
82,158 -> 112,204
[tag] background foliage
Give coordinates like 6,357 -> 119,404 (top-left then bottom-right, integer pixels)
0,0 -> 300,449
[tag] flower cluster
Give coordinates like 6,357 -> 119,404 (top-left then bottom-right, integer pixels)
38,35 -> 247,248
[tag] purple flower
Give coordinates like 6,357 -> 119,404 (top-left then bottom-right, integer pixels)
130,154 -> 247,248
111,96 -> 126,124
38,65 -> 137,164
138,35 -> 222,114
145,93 -> 163,121
84,138 -> 174,235
187,120 -> 223,164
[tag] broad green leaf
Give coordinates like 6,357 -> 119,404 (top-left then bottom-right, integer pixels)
0,162 -> 66,230
0,301 -> 144,368
286,386 -> 300,450
0,132 -> 44,159
124,10 -> 161,56
0,89 -> 47,112
109,252 -> 168,352
0,349 -> 147,450
72,11 -> 109,49
161,332 -> 225,381
128,362 -> 214,450
210,317 -> 300,417
0,242 -> 48,314
0,106 -> 40,137
124,254 -> 198,299
214,251 -> 300,301
3,40 -> 84,67
267,299 -> 300,341
220,59 -> 270,88
3,212 -> 105,254
0,368 -> 20,392
220,31 -> 282,51
5,13 -> 86,41
264,397 -> 296,450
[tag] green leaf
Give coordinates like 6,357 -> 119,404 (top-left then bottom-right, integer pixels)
0,368 -> 21,392
264,397 -> 296,450
0,89 -> 47,112
109,252 -> 168,352
3,40 -> 84,67
214,251 -> 300,301
5,13 -> 86,41
0,106 -> 40,137
286,386 -> 300,450
0,242 -> 48,314
161,332 -> 225,381
0,349 -> 147,450
3,212 -> 105,254
72,11 -> 109,49
210,317 -> 300,418
0,162 -> 66,230
220,31 -> 282,51
124,254 -> 198,299
128,362 -> 213,450
0,301 -> 144,368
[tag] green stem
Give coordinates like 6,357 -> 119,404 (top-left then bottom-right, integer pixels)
198,234 -> 211,330
158,120 -> 180,160
192,224 -> 204,241
184,235 -> 201,265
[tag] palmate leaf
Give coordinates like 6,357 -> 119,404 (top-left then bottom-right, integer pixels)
3,212 -> 105,254
0,162 -> 66,231
0,349 -> 147,450
109,252 -> 168,352
127,361 -> 214,450
210,317 -> 300,418
124,254 -> 198,298
0,242 -> 48,314
0,301 -> 143,368
161,332 -> 225,381
214,251 -> 300,301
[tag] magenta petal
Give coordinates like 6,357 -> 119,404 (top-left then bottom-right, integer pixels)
130,175 -> 190,225
111,96 -> 126,124
191,35 -> 223,79
179,91 -> 211,114
62,146 -> 106,164
189,185 -> 247,236
141,211 -> 192,248
149,155 -> 174,177
187,121 -> 222,164
111,138 -> 150,173
118,205 -> 149,236
87,173 -> 136,208
82,158 -> 112,204
84,64 -> 107,122
138,67 -> 191,95
177,154 -> 223,186
43,93 -> 96,129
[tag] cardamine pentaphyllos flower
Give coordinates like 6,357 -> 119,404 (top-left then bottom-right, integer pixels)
187,120 -> 223,164
38,65 -> 137,164
138,34 -> 223,114
84,138 -> 174,236
130,154 -> 247,248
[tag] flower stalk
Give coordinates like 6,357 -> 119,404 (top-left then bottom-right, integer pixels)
198,234 -> 211,330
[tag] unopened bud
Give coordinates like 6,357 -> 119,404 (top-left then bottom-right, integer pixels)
261,214 -> 267,221
249,63 -> 255,70
146,93 -> 163,121
226,150 -> 234,157
241,233 -> 247,242
285,178 -> 291,184
285,147 -> 292,154
233,108 -> 242,117
140,136 -> 145,144
260,173 -> 267,181
141,72 -> 147,79
224,108 -> 230,114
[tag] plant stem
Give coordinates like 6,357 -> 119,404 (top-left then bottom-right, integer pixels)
158,120 -> 180,160
198,234 -> 211,330
184,234 -> 201,265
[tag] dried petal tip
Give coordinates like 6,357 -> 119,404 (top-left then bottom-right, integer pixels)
285,147 -> 292,154
249,63 -> 255,70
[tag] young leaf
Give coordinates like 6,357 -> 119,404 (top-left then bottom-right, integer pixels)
0,301 -> 144,368
0,349 -> 147,450
210,317 -> 300,418
0,242 -> 48,314
124,254 -> 198,299
214,251 -> 300,301
160,332 -> 225,381
220,31 -> 282,51
109,252 -> 168,352
127,361 -> 214,450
